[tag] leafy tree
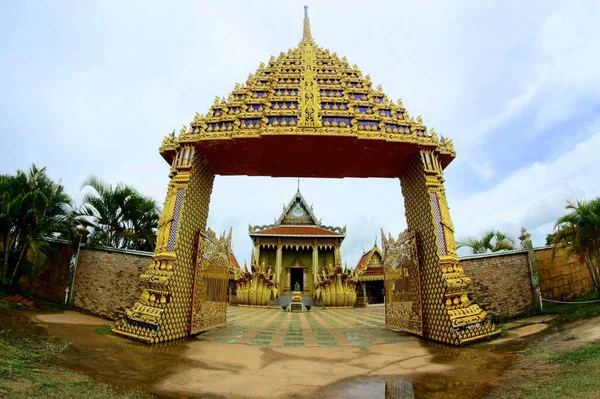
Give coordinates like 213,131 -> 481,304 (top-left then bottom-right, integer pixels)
80,176 -> 160,251
457,229 -> 516,254
550,198 -> 600,292
0,165 -> 73,287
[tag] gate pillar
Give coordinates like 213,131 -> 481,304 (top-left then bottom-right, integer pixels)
399,151 -> 499,344
113,147 -> 215,343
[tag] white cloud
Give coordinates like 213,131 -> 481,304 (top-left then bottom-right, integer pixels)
452,120 -> 600,250
1,1 -> 599,268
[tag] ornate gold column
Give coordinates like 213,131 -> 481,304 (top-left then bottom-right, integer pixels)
333,244 -> 342,268
254,242 -> 261,266
312,245 -> 319,283
399,150 -> 498,345
113,147 -> 215,343
276,244 -> 283,295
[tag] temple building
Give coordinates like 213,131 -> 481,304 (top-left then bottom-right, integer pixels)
248,188 -> 345,298
354,243 -> 385,306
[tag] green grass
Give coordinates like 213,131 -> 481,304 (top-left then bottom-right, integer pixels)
0,328 -> 69,380
518,363 -> 600,399
9,381 -> 154,399
0,327 -> 154,398
555,341 -> 600,365
540,292 -> 600,322
494,340 -> 600,398
93,325 -> 113,336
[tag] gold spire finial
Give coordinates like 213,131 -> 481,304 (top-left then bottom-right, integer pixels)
301,5 -> 313,44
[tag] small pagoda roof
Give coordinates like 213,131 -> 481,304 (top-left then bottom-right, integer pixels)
229,251 -> 241,272
355,243 -> 384,281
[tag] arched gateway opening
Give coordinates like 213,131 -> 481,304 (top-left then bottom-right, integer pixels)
113,7 -> 499,345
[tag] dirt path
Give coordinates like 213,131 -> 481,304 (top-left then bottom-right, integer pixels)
3,308 -> 597,398
30,311 -> 524,398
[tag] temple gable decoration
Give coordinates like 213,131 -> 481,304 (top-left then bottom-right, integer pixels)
279,189 -> 319,225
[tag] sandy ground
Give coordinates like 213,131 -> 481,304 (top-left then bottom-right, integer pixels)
24,309 -> 593,399
36,311 -> 110,325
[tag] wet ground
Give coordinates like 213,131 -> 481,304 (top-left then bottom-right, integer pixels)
7,307 -> 564,398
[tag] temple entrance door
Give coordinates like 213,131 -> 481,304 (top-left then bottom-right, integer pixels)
189,229 -> 230,335
365,281 -> 385,304
290,268 -> 304,291
382,230 -> 424,336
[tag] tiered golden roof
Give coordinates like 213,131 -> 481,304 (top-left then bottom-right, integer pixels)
161,6 -> 454,161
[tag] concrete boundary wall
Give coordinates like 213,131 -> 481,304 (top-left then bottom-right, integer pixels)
459,250 -> 534,321
69,243 -> 595,323
72,246 -> 151,320
534,246 -> 595,301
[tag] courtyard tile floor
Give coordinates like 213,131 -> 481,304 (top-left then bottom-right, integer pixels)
196,305 -> 410,347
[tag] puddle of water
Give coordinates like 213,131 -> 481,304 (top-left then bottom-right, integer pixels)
315,378 -> 414,399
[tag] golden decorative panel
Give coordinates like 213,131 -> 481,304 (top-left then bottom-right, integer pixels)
381,229 -> 424,336
189,229 -> 230,334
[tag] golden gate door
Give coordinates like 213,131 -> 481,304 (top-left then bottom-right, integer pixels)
189,229 -> 230,334
381,230 -> 424,336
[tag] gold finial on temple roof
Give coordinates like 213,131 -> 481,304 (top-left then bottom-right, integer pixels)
301,5 -> 314,45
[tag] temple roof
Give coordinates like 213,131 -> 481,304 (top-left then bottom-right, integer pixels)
160,7 -> 456,174
229,251 -> 241,272
250,225 -> 343,237
249,187 -> 345,237
355,243 -> 384,281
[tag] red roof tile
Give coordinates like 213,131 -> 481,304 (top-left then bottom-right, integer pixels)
355,251 -> 371,271
229,252 -> 241,271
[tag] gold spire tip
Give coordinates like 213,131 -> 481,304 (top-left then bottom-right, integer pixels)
301,5 -> 312,42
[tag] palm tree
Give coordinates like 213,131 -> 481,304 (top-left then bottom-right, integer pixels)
80,176 -> 138,248
0,165 -> 73,287
550,198 -> 600,292
121,194 -> 160,251
457,229 -> 516,254
80,176 -> 160,251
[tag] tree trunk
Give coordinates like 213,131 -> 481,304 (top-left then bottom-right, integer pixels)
2,234 -> 13,286
585,256 -> 600,292
9,240 -> 29,288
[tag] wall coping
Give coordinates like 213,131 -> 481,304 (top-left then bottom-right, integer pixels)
459,248 -> 528,260
42,237 -> 72,245
80,244 -> 154,257
533,245 -> 554,251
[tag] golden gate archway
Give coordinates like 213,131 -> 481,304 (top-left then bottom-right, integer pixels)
113,7 -> 499,345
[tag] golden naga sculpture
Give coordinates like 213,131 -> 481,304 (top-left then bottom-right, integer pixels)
314,261 -> 358,308
235,258 -> 279,307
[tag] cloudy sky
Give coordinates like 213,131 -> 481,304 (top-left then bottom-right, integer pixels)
1,1 -> 599,267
